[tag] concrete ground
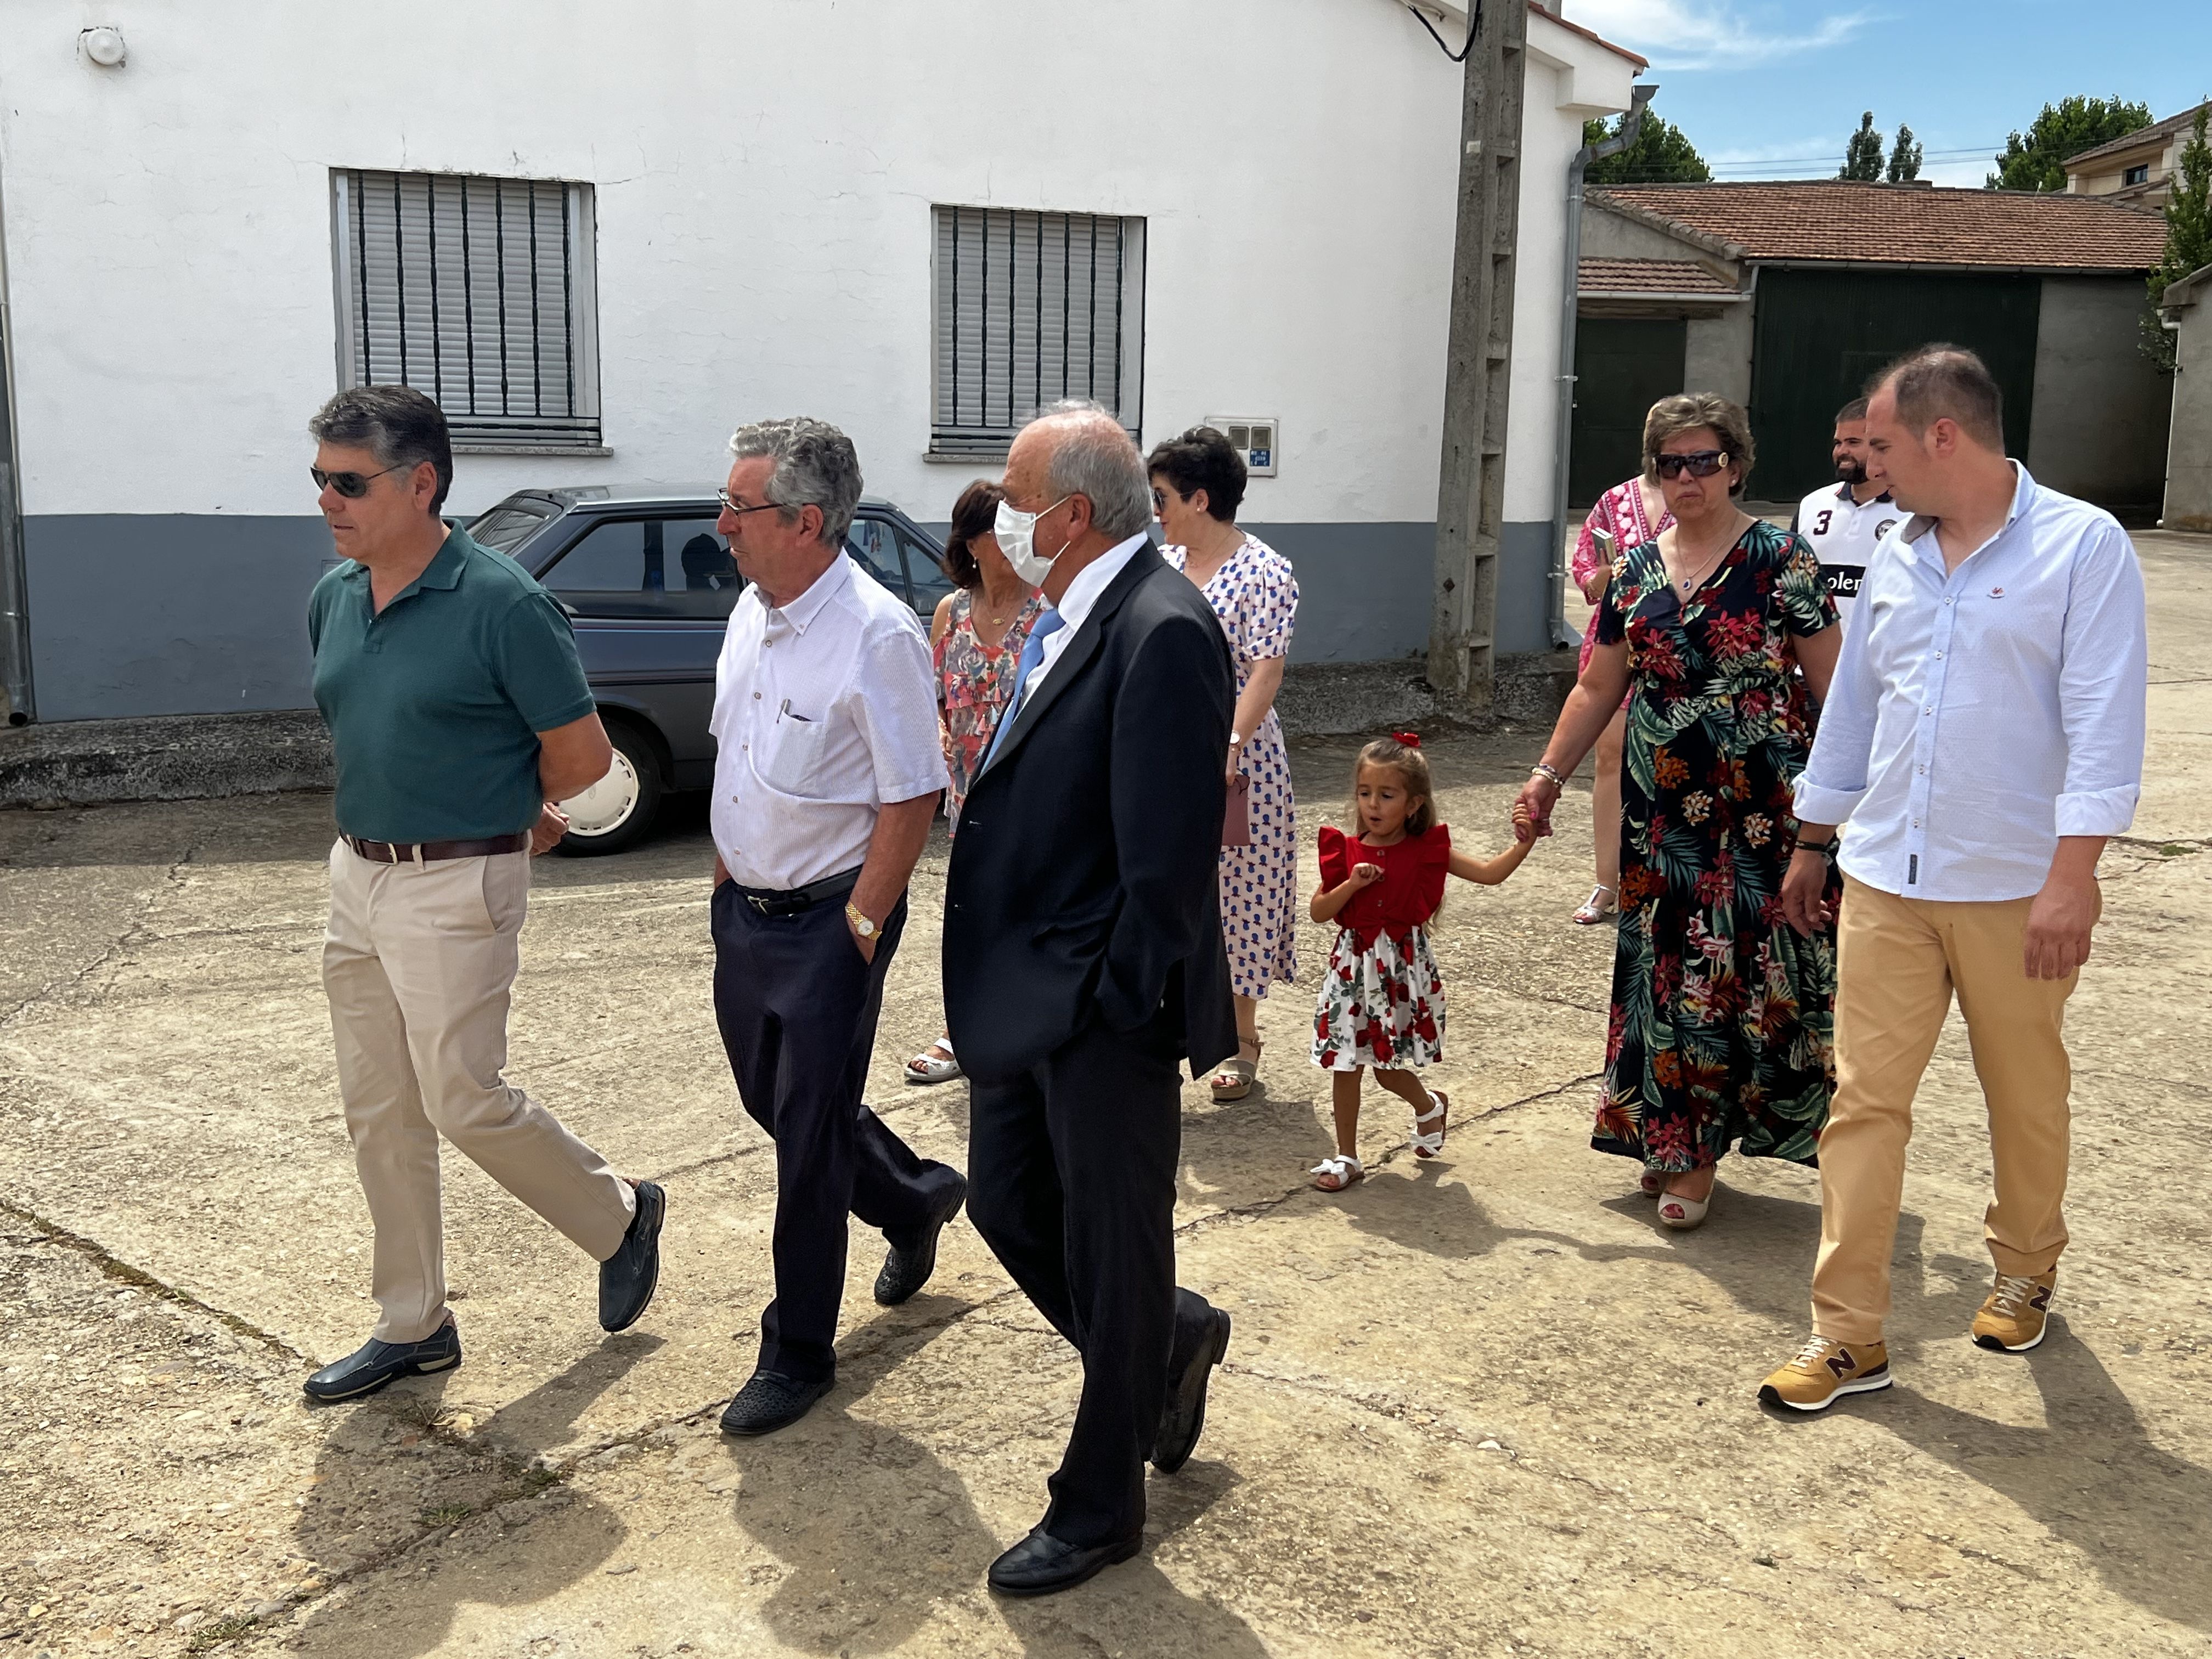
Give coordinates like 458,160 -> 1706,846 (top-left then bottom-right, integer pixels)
1,533 -> 2208,1659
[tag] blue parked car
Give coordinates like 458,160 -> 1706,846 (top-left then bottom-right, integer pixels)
467,484 -> 956,854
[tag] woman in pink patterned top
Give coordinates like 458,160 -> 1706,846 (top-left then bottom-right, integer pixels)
904,479 -> 1042,1086
1568,470 -> 1672,926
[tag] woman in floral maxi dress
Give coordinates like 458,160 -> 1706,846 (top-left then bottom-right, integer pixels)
1150,427 -> 1300,1101
1517,396 -> 1843,1229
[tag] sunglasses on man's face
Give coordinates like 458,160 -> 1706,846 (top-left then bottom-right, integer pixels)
1654,450 -> 1730,480
311,464 -> 406,499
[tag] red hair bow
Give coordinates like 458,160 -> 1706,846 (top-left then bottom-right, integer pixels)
1390,731 -> 1422,748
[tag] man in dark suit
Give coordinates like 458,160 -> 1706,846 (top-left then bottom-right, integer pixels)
944,400 -> 1239,1596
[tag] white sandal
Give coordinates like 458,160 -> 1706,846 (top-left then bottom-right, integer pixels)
1657,1185 -> 1712,1230
1573,884 -> 1619,926
1410,1090 -> 1451,1160
1638,1166 -> 1666,1197
904,1036 -> 962,1086
1310,1154 -> 1365,1192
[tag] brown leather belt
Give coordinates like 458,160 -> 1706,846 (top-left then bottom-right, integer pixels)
343,832 -> 531,864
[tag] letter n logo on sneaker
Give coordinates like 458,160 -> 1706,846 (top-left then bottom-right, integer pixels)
2031,1284 -> 2052,1310
1826,1352 -> 1856,1379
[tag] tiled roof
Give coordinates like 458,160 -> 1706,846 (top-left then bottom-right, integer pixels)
1590,180 -> 2166,272
1578,258 -> 1734,294
1529,3 -> 1649,69
2066,101 -> 2210,168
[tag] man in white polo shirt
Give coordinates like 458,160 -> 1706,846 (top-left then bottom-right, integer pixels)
1790,396 -> 1907,630
1761,346 -> 2146,1413
705,416 -> 962,1438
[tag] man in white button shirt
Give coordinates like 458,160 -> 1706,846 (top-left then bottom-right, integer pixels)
1760,347 -> 2147,1413
1789,396 -> 1907,630
704,417 -> 962,1438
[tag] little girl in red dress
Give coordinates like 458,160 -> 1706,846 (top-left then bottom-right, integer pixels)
1307,733 -> 1536,1191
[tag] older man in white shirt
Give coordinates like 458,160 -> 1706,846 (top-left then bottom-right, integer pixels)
705,416 -> 962,1438
1760,347 -> 2147,1413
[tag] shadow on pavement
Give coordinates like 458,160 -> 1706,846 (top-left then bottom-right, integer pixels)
1880,1327 -> 2212,1633
283,1331 -> 663,1656
716,1299 -> 1261,1655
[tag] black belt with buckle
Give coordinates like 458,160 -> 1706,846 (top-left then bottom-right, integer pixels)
729,865 -> 862,918
344,831 -> 531,864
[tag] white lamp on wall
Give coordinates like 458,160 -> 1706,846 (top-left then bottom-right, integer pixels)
80,26 -> 127,67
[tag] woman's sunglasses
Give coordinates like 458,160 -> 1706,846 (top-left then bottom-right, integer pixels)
310,464 -> 406,498
1654,450 -> 1731,479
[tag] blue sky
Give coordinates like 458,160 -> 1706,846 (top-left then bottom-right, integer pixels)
1562,0 -> 2211,185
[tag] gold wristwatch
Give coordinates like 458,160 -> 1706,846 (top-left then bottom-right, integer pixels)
844,901 -> 878,939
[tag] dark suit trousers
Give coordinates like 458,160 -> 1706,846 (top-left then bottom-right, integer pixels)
710,883 -> 950,1384
968,1015 -> 1208,1547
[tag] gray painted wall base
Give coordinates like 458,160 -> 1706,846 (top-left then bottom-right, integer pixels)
26,514 -> 330,723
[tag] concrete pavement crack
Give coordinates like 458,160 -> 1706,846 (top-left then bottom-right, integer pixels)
0,845 -> 196,1031
0,1196 -> 307,1364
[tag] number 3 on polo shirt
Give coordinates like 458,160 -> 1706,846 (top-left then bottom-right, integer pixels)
762,700 -> 828,796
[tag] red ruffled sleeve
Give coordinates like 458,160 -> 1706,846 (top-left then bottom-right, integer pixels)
1410,824 -> 1451,928
1317,825 -> 1350,890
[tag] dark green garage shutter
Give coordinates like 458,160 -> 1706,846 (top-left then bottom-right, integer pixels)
1750,269 -> 2038,500
1570,318 -> 1688,507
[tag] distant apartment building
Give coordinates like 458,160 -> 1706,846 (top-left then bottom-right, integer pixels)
2065,101 -> 2210,210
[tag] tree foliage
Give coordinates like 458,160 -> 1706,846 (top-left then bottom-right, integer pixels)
1988,95 -> 2155,191
1840,112 -> 1885,181
1887,125 -> 1923,183
2146,103 -> 2212,371
1581,109 -> 1712,185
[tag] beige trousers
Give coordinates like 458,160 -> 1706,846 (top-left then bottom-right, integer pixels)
323,840 -> 635,1343
1812,875 -> 2077,1345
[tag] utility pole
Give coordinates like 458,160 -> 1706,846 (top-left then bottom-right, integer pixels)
1427,0 -> 1527,712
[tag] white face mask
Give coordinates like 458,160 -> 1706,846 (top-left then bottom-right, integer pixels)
994,495 -> 1073,587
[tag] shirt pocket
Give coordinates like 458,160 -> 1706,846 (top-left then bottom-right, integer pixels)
760,707 -> 832,797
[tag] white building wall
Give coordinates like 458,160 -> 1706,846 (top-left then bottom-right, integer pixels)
0,0 -> 1634,718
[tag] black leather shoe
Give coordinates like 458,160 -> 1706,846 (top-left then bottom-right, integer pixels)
874,1171 -> 968,1306
302,1322 -> 461,1403
987,1527 -> 1142,1597
718,1369 -> 834,1437
599,1180 -> 665,1333
1153,1301 -> 1232,1474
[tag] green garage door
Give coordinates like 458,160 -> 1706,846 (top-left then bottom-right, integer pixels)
1571,317 -> 1686,507
1750,270 -> 2039,501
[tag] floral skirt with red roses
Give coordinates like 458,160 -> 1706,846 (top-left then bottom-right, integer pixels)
1311,926 -> 1445,1072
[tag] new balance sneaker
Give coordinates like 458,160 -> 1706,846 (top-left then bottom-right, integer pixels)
1971,1270 -> 2056,1352
1758,1334 -> 1892,1412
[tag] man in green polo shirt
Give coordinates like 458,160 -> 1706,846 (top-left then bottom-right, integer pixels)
300,385 -> 666,1402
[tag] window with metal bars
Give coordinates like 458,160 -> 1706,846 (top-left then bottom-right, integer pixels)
331,170 -> 602,452
931,207 -> 1146,458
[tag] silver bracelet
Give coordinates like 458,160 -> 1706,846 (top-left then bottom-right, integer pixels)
1530,762 -> 1566,787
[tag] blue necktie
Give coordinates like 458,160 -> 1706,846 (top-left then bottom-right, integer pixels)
983,607 -> 1063,770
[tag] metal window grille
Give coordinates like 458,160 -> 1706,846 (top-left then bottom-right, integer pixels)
932,207 -> 1145,457
331,170 -> 602,451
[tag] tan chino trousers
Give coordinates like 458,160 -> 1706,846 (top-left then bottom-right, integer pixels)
323,840 -> 636,1344
1811,875 -> 2078,1344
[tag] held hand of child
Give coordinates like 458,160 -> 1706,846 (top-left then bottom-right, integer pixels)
1351,862 -> 1385,888
1510,800 -> 1535,837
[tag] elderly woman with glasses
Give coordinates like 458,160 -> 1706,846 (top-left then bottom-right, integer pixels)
1514,394 -> 1844,1231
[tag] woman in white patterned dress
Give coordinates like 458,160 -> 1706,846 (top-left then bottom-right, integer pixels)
1150,426 -> 1301,1102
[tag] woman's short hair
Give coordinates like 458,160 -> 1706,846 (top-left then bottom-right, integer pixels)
941,479 -> 1006,589
1146,426 -> 1247,522
1643,393 -> 1756,498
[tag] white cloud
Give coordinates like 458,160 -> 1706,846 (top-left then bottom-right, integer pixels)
1564,0 -> 1865,70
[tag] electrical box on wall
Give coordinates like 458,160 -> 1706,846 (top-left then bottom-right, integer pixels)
1205,417 -> 1278,477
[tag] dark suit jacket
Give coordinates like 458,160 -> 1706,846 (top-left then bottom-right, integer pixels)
943,544 -> 1238,1084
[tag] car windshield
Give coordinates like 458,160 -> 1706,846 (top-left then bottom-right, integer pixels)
468,500 -> 557,555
